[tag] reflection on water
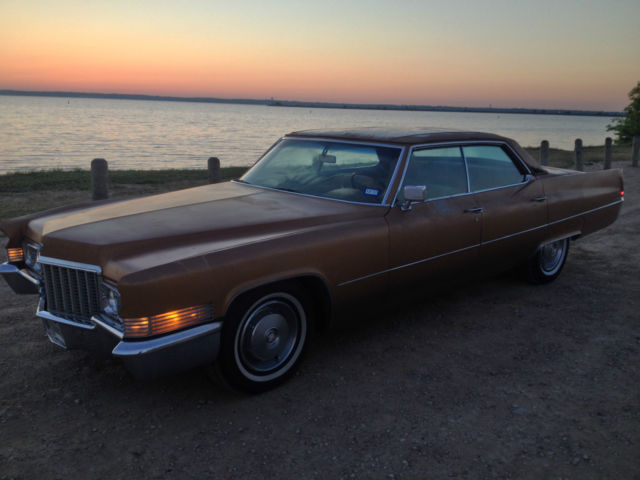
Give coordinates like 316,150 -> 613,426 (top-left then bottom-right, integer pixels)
0,95 -> 616,173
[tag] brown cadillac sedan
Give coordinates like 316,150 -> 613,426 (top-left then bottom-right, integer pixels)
1,128 -> 624,392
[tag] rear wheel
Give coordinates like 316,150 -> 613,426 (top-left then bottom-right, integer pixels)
214,283 -> 310,393
524,238 -> 569,284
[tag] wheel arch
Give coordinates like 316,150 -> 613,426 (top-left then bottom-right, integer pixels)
222,273 -> 334,332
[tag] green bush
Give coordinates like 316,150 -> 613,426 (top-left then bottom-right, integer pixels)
608,81 -> 640,144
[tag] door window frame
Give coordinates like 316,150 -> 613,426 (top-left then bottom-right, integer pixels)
393,140 -> 532,206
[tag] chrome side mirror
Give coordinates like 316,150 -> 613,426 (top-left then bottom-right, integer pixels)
401,185 -> 427,211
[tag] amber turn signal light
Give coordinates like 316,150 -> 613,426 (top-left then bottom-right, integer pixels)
124,304 -> 213,338
7,247 -> 24,263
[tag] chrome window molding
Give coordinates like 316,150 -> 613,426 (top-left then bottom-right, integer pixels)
338,199 -> 623,287
462,146 -> 471,193
238,136 -> 406,207
391,140 -> 532,206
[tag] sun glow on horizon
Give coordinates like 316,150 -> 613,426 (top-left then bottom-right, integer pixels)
1,0 -> 639,111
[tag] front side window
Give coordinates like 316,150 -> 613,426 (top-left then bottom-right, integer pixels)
399,146 -> 468,201
464,145 -> 527,191
241,139 -> 402,204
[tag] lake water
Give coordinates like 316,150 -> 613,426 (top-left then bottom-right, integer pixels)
0,94 -> 618,174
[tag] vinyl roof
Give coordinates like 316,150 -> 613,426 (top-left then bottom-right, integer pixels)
286,127 -> 511,146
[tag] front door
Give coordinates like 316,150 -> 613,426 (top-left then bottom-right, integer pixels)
386,146 -> 482,288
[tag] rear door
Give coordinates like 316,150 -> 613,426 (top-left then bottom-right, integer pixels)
464,145 -> 547,274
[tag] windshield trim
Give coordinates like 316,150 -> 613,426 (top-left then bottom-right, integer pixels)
240,136 -> 406,207
231,180 -> 393,207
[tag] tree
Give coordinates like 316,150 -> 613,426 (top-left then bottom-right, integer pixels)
608,81 -> 640,144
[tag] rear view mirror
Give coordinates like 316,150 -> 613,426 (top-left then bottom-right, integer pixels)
312,154 -> 337,172
401,185 -> 427,211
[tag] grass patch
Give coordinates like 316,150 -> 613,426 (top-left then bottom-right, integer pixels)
524,144 -> 632,169
0,167 -> 249,223
0,167 -> 248,193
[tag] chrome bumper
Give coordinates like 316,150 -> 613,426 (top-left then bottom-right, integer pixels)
0,263 -> 39,294
36,303 -> 222,379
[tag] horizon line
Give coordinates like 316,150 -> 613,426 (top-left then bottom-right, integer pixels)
0,89 -> 625,118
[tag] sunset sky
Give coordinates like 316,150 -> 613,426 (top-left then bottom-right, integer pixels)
1,0 -> 639,111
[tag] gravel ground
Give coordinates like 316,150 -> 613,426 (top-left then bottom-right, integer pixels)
1,162 -> 638,479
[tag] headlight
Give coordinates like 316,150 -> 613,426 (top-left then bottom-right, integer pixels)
100,283 -> 121,318
23,242 -> 41,274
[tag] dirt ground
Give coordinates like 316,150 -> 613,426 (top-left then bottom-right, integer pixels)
1,162 -> 638,480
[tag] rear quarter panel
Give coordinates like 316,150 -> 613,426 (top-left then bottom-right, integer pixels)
542,168 -> 623,240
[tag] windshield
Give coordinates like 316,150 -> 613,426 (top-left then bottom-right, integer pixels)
240,138 -> 402,204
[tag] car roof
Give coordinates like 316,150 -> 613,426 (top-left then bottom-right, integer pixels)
285,127 -> 511,146
285,127 -> 545,172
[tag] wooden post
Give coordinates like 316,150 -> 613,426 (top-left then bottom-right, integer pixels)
208,157 -> 221,183
633,135 -> 639,168
574,138 -> 583,171
540,140 -> 549,166
91,158 -> 109,200
604,137 -> 612,170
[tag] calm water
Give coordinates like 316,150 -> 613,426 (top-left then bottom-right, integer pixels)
0,95 -> 617,174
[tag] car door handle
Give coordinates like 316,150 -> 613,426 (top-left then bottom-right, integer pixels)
464,207 -> 483,213
531,196 -> 547,202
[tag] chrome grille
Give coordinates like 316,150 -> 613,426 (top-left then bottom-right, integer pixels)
40,260 -> 101,325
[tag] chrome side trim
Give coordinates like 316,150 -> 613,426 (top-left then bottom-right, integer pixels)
547,200 -> 622,227
38,256 -> 102,274
112,322 -> 223,357
36,308 -> 96,331
338,243 -> 478,287
338,199 -> 623,287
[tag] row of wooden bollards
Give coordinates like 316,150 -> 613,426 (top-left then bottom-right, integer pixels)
90,156 -> 222,200
91,138 -> 640,200
539,135 -> 640,171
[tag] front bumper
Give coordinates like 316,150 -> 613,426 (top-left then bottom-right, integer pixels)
37,304 -> 222,379
0,263 -> 39,294
3,261 -> 223,379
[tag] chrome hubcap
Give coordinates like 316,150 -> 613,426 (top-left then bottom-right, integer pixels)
540,239 -> 566,274
238,298 -> 301,374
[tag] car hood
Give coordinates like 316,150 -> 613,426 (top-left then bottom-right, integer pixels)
25,182 -> 385,280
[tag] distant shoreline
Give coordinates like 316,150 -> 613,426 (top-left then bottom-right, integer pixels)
0,89 -> 624,118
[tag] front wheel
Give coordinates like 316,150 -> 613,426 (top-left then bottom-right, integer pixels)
214,284 -> 310,393
523,238 -> 570,284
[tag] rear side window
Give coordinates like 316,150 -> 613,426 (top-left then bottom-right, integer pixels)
464,145 -> 526,191
401,147 -> 468,200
